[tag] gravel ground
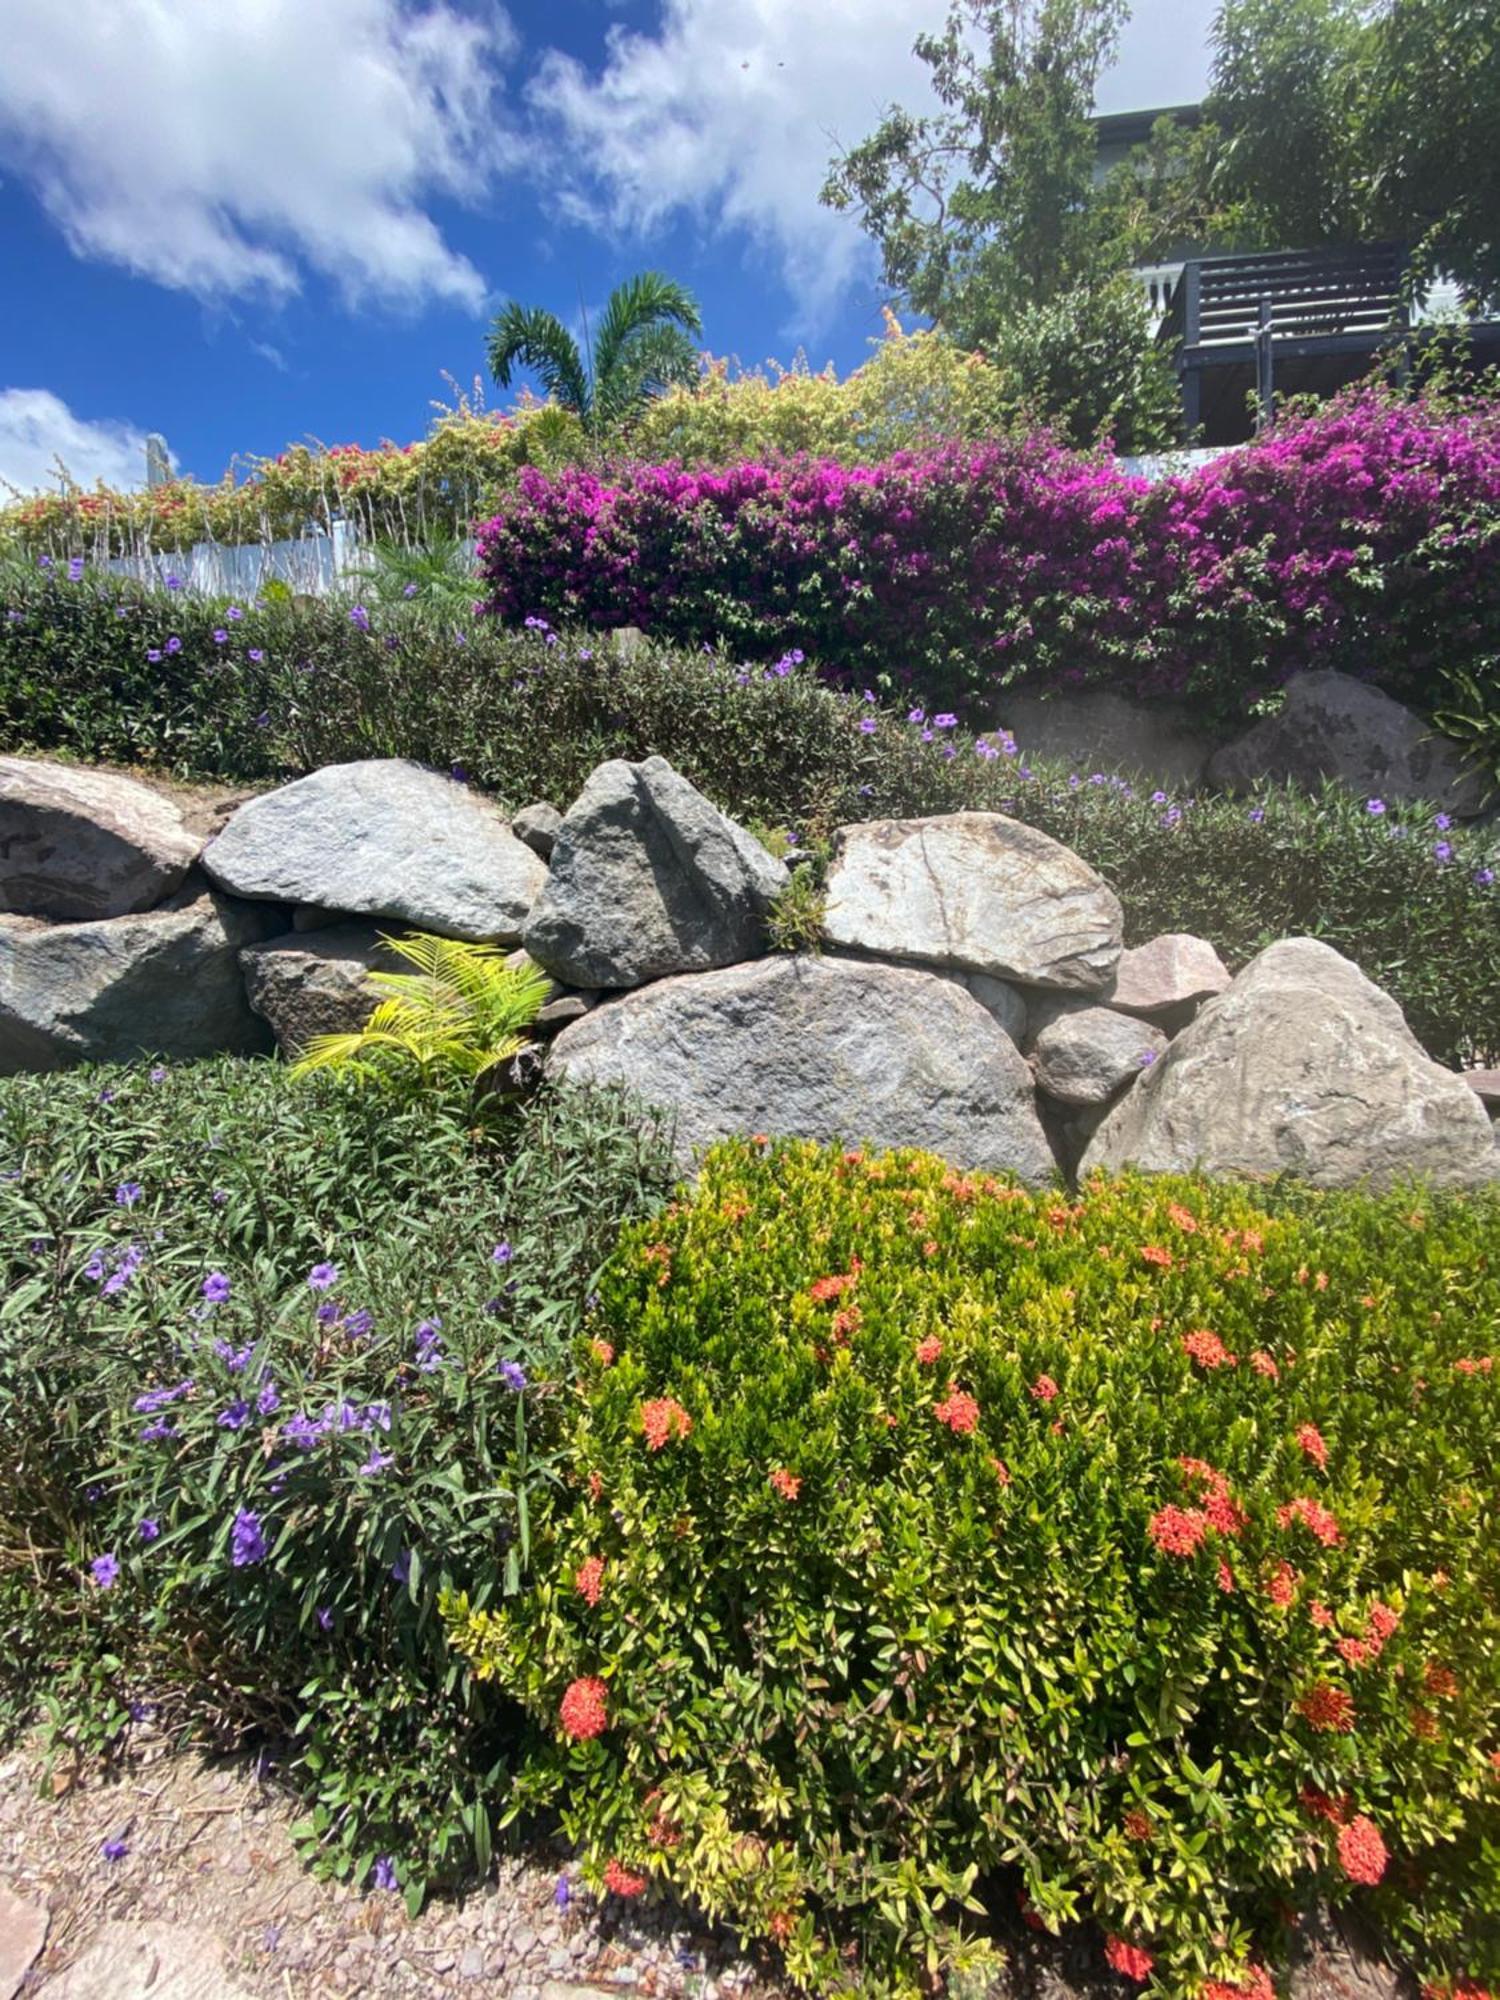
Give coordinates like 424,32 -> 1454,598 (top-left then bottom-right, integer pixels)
0,1730 -> 783,2000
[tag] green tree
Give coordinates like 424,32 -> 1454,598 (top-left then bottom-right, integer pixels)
486,273 -> 703,439
821,0 -> 1127,342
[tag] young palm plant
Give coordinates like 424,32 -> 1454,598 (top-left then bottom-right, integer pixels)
289,932 -> 552,1097
486,272 -> 703,441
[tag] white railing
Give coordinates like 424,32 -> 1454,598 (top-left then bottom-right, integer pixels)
1133,262 -> 1184,334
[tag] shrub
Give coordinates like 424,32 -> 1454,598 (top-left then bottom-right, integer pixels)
0,1058 -> 674,1905
446,1140 -> 1500,1997
475,386 -> 1500,725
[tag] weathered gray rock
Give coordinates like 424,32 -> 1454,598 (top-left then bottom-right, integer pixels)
1207,671 -> 1487,815
548,954 -> 1056,1181
1031,1005 -> 1168,1105
823,813 -> 1122,992
956,970 -> 1028,1044
201,760 -> 546,942
0,756 -> 201,922
523,757 -> 789,989
239,925 -> 399,1056
1104,932 -> 1232,1020
1081,938 -> 1499,1188
1463,1069 -> 1500,1118
994,690 -> 1213,789
535,991 -> 597,1031
37,1921 -> 259,2000
512,801 -> 563,859
0,885 -> 278,1074
0,1880 -> 47,2000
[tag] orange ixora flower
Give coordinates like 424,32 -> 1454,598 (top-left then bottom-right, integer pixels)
1149,1504 -> 1208,1557
915,1336 -> 943,1364
933,1389 -> 981,1434
1182,1328 -> 1237,1369
574,1555 -> 606,1607
587,1470 -> 604,1501
602,1858 -> 647,1898
1300,1786 -> 1351,1825
640,1397 -> 693,1451
590,1339 -> 616,1366
768,1909 -> 794,1942
1203,1970 -> 1275,2000
989,1457 -> 1013,1486
1140,1244 -> 1174,1269
1030,1373 -> 1060,1401
1423,1661 -> 1459,1698
808,1267 -> 859,1303
1277,1495 -> 1341,1545
1366,1601 -> 1400,1648
1249,1350 -> 1281,1380
769,1467 -> 801,1501
1267,1561 -> 1300,1607
1166,1202 -> 1199,1233
559,1675 -> 609,1741
1296,1424 -> 1328,1469
1123,1809 -> 1153,1842
1296,1683 -> 1355,1733
1337,1814 -> 1388,1886
1104,1936 -> 1155,1983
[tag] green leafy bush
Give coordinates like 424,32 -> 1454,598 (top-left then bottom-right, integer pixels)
447,1141 -> 1500,1997
0,1058 -> 673,1906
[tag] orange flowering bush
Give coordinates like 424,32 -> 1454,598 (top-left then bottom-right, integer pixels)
444,1143 -> 1500,1996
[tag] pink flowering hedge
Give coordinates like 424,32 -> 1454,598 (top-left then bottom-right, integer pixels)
475,389 -> 1500,720
447,1142 -> 1500,1999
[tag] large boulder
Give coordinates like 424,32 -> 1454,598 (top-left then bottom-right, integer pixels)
548,954 -> 1057,1181
1104,932 -> 1232,1022
1207,671 -> 1487,816
239,924 -> 400,1056
523,757 -> 789,989
201,760 -> 546,942
823,813 -> 1122,992
0,756 -> 201,921
1031,1005 -> 1168,1106
0,885 -> 280,1073
1081,937 -> 1499,1189
994,690 -> 1213,790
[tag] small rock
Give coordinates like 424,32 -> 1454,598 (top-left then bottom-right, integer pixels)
1462,1068 -> 1500,1117
535,992 -> 598,1032
0,1881 -> 48,2000
239,924 -> 397,1057
1031,1007 -> 1168,1106
36,1921 -> 260,1999
460,1942 -> 488,1980
513,803 -> 564,860
1104,932 -> 1231,1021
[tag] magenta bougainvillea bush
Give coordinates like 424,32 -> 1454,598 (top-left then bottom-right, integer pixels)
475,389 -> 1500,720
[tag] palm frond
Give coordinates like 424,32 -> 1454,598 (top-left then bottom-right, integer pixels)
486,304 -> 591,418
591,273 -> 703,398
596,323 -> 704,428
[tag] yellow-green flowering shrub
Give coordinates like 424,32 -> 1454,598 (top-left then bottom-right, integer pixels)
446,1143 -> 1500,1997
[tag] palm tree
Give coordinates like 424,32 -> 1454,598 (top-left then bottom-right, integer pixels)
486,272 -> 703,438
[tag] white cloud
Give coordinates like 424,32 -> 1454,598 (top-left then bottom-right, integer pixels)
0,389 -> 158,496
528,0 -> 1216,333
0,0 -> 518,310
528,0 -> 942,331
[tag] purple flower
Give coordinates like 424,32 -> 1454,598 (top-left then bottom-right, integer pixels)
165,574 -> 181,590
342,1307 -> 374,1339
372,1856 -> 398,1891
230,1508 -> 267,1567
402,582 -> 419,598
554,1873 -> 571,1909
256,1380 -> 280,1417
316,1606 -> 334,1630
1476,867 -> 1496,887
146,648 -> 162,664
201,1271 -> 231,1304
858,717 -> 878,735
907,707 -> 925,724
213,628 -> 229,644
248,647 -> 265,663
101,1836 -> 129,1861
149,1064 -> 168,1083
218,1399 -> 251,1431
1366,798 -> 1386,815
359,1446 -> 394,1476
115,1181 -> 143,1207
138,1518 -> 161,1542
165,635 -> 182,654
390,1550 -> 411,1585
133,1380 -> 194,1416
491,1241 -> 513,1266
1248,807 -> 1265,822
90,1553 -> 120,1589
283,1411 -> 327,1449
499,1359 -> 527,1392
214,1339 -> 254,1373
449,763 -> 469,784
933,713 -> 958,729
1433,813 -> 1453,831
1138,1048 -> 1159,1067
140,1419 -> 177,1442
308,1261 -> 340,1292
1434,840 -> 1453,862
349,605 -> 371,632
68,556 -> 84,582
227,604 -> 244,621
211,1188 -> 228,1206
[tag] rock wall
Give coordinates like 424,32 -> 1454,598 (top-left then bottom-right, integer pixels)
2,751 -> 1495,1188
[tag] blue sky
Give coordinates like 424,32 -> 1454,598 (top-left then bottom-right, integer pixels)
0,0 -> 1218,496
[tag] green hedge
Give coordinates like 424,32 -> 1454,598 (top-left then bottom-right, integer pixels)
0,1058 -> 673,1907
449,1140 -> 1500,1998
1,570 -> 1496,1066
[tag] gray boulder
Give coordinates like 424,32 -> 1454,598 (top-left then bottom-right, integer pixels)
956,970 -> 1028,1044
548,954 -> 1056,1181
823,813 -> 1122,992
1081,937 -> 1499,1189
1207,671 -> 1487,815
1031,1006 -> 1169,1106
0,885 -> 280,1073
523,757 -> 788,989
202,760 -> 546,942
239,925 -> 401,1056
0,755 -> 201,921
1104,932 -> 1232,1021
1463,1069 -> 1500,1119
994,690 -> 1212,789
512,801 -> 563,859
